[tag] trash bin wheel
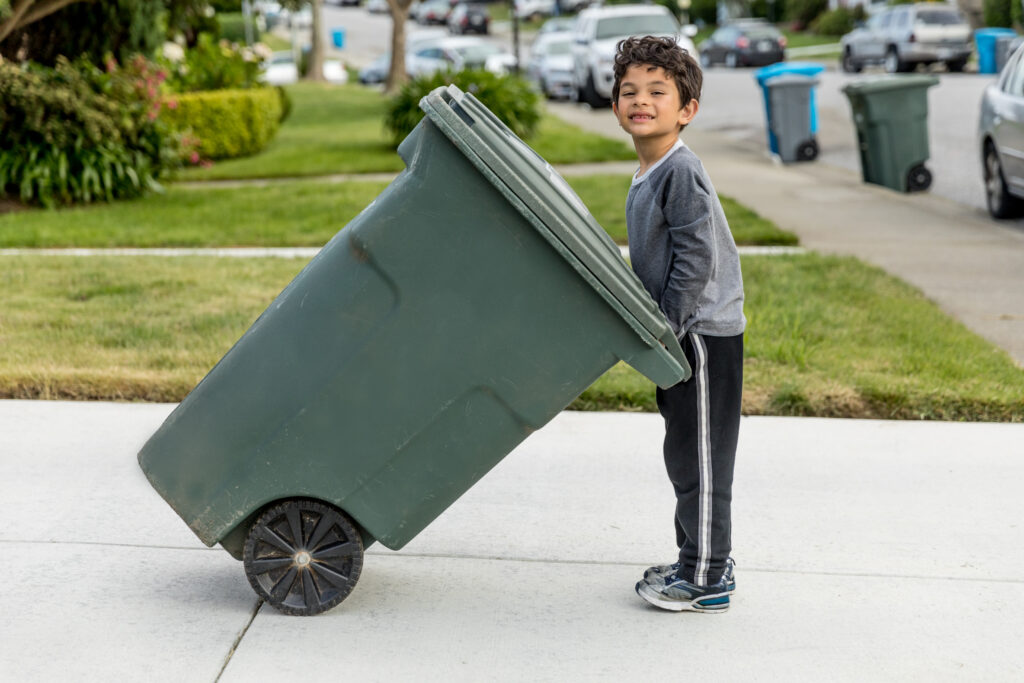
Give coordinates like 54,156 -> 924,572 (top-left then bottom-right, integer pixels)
906,164 -> 932,192
797,139 -> 819,162
243,499 -> 364,616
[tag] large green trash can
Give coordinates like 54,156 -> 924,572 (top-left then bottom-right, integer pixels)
138,85 -> 691,616
841,75 -> 938,192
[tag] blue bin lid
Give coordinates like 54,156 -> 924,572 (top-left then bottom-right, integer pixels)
754,61 -> 824,86
975,28 -> 1016,38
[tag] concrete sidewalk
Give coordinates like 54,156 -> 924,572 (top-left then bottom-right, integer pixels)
2,400 -> 1023,680
547,102 -> 1024,367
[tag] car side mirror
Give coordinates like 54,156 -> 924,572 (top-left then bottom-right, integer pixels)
682,24 -> 698,38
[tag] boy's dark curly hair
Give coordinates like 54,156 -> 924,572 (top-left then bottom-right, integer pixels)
612,35 -> 702,107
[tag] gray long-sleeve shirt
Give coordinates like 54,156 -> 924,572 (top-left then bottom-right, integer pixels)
626,141 -> 746,338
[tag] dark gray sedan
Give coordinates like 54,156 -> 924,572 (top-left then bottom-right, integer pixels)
699,20 -> 785,68
979,43 -> 1024,218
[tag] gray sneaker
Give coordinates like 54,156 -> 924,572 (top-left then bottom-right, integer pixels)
635,572 -> 731,613
642,557 -> 736,593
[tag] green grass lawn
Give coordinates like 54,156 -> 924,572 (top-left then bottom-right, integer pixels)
3,253 -> 1020,421
174,82 -> 633,181
0,176 -> 795,247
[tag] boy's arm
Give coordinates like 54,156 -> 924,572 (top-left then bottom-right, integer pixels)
659,167 -> 715,335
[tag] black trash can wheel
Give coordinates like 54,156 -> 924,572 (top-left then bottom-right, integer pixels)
797,139 -> 819,162
243,499 -> 364,616
907,164 -> 932,192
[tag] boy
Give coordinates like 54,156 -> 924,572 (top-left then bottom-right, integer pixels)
611,36 -> 745,613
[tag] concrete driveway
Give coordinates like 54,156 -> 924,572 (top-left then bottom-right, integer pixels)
3,400 -> 1023,680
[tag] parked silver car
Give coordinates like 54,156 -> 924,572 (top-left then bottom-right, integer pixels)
570,4 -> 698,108
840,3 -> 972,73
526,34 -> 575,99
979,42 -> 1024,218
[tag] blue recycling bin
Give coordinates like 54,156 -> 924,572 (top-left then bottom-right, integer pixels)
754,62 -> 824,155
332,27 -> 346,49
976,28 -> 1015,74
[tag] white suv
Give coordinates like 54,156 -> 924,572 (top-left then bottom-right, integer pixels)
570,4 -> 698,108
840,3 -> 972,73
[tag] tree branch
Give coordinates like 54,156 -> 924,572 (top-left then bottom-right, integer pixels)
0,0 -> 92,45
0,0 -> 33,44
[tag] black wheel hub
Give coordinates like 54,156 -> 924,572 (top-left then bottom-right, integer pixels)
243,499 -> 364,616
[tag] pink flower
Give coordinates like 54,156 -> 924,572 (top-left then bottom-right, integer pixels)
190,151 -> 200,164
165,99 -> 178,110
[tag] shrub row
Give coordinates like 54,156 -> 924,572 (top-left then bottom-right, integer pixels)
161,87 -> 283,160
385,69 -> 540,146
0,56 -> 183,207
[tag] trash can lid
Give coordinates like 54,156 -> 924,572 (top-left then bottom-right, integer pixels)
755,61 -> 824,85
763,73 -> 820,88
975,27 -> 1016,38
419,84 -> 683,362
841,74 -> 939,96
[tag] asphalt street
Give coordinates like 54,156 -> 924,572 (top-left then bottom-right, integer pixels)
326,5 -> 1010,216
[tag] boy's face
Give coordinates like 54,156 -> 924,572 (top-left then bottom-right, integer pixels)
612,64 -> 698,144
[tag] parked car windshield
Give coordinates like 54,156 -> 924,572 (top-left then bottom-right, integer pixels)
545,40 -> 572,55
595,15 -> 677,40
454,42 -> 501,61
916,9 -> 963,25
744,26 -> 781,39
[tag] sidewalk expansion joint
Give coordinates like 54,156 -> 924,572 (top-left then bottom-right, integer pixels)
214,599 -> 263,683
368,550 -> 1024,585
0,538 -> 218,552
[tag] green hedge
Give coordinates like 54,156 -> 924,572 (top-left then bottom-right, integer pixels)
162,88 -> 283,160
217,12 -> 260,43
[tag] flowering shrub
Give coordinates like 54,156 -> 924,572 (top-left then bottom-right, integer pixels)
0,55 -> 188,207
159,33 -> 272,93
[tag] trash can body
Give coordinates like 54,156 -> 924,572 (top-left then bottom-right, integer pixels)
841,75 -> 938,192
754,62 -> 824,155
138,86 -> 690,561
976,28 -> 1016,74
765,74 -> 819,163
331,28 -> 345,49
995,34 -> 1016,73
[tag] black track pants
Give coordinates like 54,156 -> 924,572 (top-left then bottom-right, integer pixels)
655,332 -> 743,587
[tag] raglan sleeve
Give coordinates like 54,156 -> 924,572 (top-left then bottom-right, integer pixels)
658,162 -> 715,335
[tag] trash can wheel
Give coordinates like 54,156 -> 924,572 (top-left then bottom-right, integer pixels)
243,499 -> 364,616
906,164 -> 932,192
797,139 -> 819,162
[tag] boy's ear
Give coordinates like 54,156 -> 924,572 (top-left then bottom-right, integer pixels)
677,98 -> 699,127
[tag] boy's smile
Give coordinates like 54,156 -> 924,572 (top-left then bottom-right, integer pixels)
613,64 -> 699,171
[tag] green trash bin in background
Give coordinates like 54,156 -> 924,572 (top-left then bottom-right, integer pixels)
841,75 -> 938,192
138,84 -> 690,616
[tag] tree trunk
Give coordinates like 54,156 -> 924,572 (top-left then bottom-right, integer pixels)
384,0 -> 413,94
306,0 -> 324,81
1,0 -> 91,45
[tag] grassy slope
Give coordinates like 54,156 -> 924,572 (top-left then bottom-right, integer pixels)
3,253 -> 1022,421
0,176 -> 795,247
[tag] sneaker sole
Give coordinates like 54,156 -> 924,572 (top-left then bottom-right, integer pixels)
635,582 -> 730,613
643,570 -> 736,594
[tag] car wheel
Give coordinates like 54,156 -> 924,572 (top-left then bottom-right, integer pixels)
582,71 -> 609,108
947,58 -> 967,73
984,143 -> 1023,218
700,51 -> 711,68
841,49 -> 861,73
725,51 -> 738,69
884,47 -> 905,74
